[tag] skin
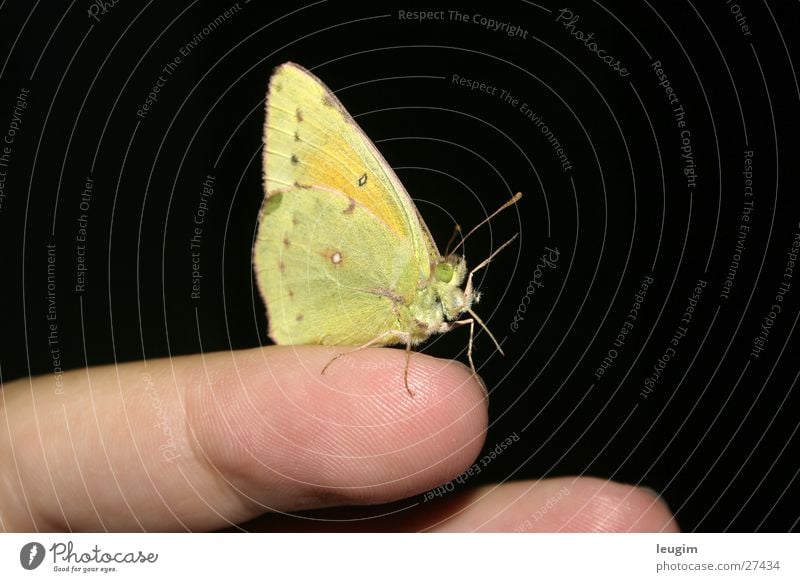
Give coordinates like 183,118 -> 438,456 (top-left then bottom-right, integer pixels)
0,346 -> 678,532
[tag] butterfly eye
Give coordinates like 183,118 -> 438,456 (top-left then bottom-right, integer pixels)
435,262 -> 454,283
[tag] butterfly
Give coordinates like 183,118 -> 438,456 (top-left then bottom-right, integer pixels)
253,62 -> 520,393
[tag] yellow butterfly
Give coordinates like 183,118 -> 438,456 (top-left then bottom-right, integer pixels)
254,62 -> 519,392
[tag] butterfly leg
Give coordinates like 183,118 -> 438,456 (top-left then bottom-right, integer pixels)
464,317 -> 489,398
439,318 -> 491,397
321,330 -> 414,392
403,342 -> 414,396
448,318 -> 476,374
467,317 -> 476,375
450,318 -> 490,398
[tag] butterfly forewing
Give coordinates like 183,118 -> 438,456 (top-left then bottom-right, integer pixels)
263,63 -> 438,280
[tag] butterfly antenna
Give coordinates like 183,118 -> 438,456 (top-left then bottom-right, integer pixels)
450,192 -> 522,256
444,224 -> 461,256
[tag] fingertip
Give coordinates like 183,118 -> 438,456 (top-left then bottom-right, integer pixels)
627,485 -> 680,532
428,477 -> 679,532
563,478 -> 680,532
195,346 -> 489,513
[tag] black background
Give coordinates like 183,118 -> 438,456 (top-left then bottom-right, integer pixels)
1,0 -> 799,532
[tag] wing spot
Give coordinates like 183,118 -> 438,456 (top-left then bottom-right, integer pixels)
291,215 -> 300,225
294,130 -> 300,142
343,197 -> 356,214
322,249 -> 343,265
295,314 -> 304,322
282,237 -> 291,248
274,82 -> 283,93
287,289 -> 295,299
290,154 -> 300,165
279,260 -> 286,272
358,173 -> 368,187
295,108 -> 303,122
263,192 -> 283,215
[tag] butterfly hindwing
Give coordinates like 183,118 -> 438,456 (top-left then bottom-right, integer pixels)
254,186 -> 418,345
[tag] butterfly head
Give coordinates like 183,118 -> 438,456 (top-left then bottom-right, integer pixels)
432,255 -> 475,321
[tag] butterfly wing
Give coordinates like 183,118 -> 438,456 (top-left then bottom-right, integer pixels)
263,62 -> 438,281
254,186 -> 418,345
